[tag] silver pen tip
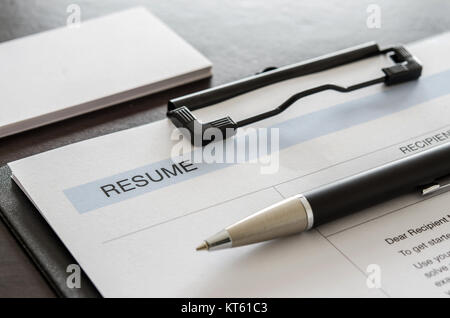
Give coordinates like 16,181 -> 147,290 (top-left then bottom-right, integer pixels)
195,242 -> 209,251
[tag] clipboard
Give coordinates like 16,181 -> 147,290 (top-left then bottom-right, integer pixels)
0,165 -> 101,298
0,42 -> 422,298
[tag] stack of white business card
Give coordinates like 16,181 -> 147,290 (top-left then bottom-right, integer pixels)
0,7 -> 212,138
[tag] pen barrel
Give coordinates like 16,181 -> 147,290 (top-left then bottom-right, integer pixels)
304,143 -> 450,227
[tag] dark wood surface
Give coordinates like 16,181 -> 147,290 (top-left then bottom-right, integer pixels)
1,0 -> 450,297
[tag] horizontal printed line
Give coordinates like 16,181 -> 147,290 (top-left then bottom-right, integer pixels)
102,125 -> 450,243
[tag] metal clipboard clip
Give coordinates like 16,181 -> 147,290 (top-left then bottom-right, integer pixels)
167,42 -> 422,146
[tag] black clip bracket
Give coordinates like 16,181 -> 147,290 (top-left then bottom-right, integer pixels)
167,42 -> 422,146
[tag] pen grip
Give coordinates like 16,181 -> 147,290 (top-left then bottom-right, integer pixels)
304,143 -> 450,227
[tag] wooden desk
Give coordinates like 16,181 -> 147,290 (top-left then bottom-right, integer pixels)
1,0 -> 449,297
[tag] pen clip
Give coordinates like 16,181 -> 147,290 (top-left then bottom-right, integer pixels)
420,175 -> 450,195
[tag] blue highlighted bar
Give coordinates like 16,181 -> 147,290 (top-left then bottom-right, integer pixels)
64,70 -> 450,213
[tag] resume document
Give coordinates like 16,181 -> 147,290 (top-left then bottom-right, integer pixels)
8,33 -> 450,297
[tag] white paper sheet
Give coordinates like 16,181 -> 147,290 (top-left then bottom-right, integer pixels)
8,32 -> 450,297
0,7 -> 212,138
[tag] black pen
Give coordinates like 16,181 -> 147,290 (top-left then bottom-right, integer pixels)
196,142 -> 450,251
